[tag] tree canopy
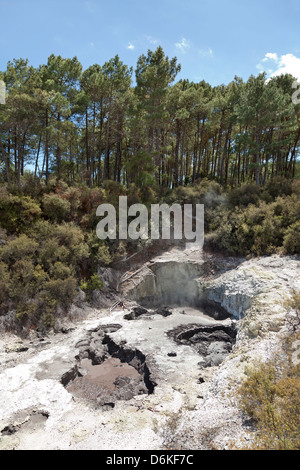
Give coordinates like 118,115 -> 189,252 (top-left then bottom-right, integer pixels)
0,47 -> 299,189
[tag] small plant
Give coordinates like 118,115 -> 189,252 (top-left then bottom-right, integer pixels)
285,291 -> 300,332
80,274 -> 103,301
237,335 -> 300,450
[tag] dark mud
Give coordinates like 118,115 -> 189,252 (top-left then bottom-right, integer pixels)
64,324 -> 156,409
168,323 -> 237,367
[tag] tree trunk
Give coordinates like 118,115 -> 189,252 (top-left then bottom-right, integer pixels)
45,108 -> 50,186
174,123 -> 181,187
34,135 -> 42,178
104,96 -> 112,181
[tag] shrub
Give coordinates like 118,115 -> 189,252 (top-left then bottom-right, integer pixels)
237,336 -> 300,450
33,264 -> 50,289
53,223 -> 90,264
9,259 -> 35,301
96,244 -> 112,267
0,192 -> 42,233
0,261 -> 10,313
43,277 -> 77,308
285,291 -> 300,332
63,186 -> 81,216
227,183 -> 262,208
265,176 -> 293,200
283,221 -> 300,254
15,302 -> 38,325
38,239 -> 69,270
80,274 -> 103,300
42,194 -> 71,222
209,194 -> 299,256
19,173 -> 44,198
26,220 -> 55,242
0,235 -> 38,266
49,261 -> 73,280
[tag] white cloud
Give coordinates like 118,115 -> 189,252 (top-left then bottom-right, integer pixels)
90,42 -> 95,47
199,48 -> 214,58
175,37 -> 190,53
127,42 -> 135,51
146,35 -> 158,45
262,52 -> 278,62
257,52 -> 300,81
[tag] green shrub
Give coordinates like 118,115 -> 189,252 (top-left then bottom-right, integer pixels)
33,264 -> 50,289
0,191 -> 42,233
42,194 -> 71,222
0,235 -> 38,266
228,183 -> 262,208
96,244 -> 112,266
209,194 -> 300,256
283,221 -> 300,254
38,238 -> 69,270
53,223 -> 90,264
237,335 -> 300,450
49,261 -> 73,280
15,302 -> 38,324
9,259 -> 35,300
0,261 -> 10,313
42,277 -> 77,308
19,173 -> 44,198
26,220 -> 55,242
265,176 -> 293,200
80,274 -> 103,300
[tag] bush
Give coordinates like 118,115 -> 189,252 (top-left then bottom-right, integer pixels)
96,244 -> 112,266
227,183 -> 262,208
237,335 -> 300,450
53,223 -> 90,264
209,193 -> 300,256
42,194 -> 71,222
0,261 -> 10,313
9,259 -> 35,301
38,238 -> 69,270
0,235 -> 38,266
0,191 -> 42,233
285,291 -> 300,332
283,221 -> 300,255
26,220 -> 55,242
49,261 -> 73,280
42,277 -> 77,308
80,274 -> 103,300
265,176 -> 293,200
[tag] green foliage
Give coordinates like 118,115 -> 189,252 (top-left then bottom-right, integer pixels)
206,192 -> 300,256
49,261 -> 73,280
96,244 -> 112,267
0,189 -> 42,233
283,221 -> 300,254
0,234 -> 38,265
15,302 -> 39,325
265,176 -> 293,200
42,277 -> 77,308
237,334 -> 300,450
0,261 -> 10,313
42,193 -> 71,222
227,183 -> 262,208
80,274 -> 103,300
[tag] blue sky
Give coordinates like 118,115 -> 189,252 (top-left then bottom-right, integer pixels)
0,0 -> 300,86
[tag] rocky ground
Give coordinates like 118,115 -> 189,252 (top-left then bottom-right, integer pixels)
0,249 -> 299,450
